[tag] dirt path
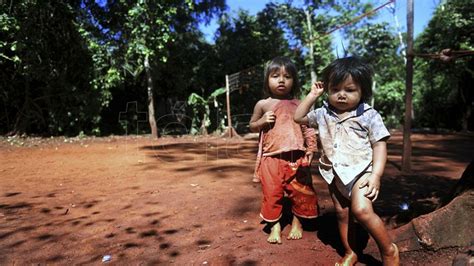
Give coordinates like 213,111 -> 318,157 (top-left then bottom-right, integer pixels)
0,131 -> 473,265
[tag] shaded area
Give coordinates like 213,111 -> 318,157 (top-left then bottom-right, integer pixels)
140,140 -> 258,163
0,225 -> 35,240
315,214 -> 383,265
0,133 -> 471,265
4,192 -> 21,197
375,174 -> 457,226
229,196 -> 260,217
387,133 -> 474,174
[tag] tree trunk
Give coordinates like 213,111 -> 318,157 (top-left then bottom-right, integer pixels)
461,105 -> 471,132
200,114 -> 208,135
459,77 -> 471,132
402,0 -> 414,173
388,2 -> 407,64
144,55 -> 159,138
305,9 -> 317,83
12,77 -> 31,136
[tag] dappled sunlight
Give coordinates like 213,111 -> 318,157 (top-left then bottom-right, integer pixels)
0,131 -> 472,264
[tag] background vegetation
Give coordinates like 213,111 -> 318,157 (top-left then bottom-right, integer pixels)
1,0 -> 472,136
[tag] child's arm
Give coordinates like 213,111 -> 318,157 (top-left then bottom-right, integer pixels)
301,125 -> 317,164
359,140 -> 388,201
249,100 -> 275,132
294,81 -> 324,125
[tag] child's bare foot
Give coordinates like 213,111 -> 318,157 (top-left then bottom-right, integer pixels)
335,251 -> 358,266
252,176 -> 260,183
382,243 -> 399,266
287,216 -> 303,240
267,222 -> 282,244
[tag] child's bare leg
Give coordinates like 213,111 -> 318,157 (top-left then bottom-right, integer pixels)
267,222 -> 282,244
383,243 -> 399,266
329,184 -> 358,265
351,178 -> 399,265
287,215 -> 303,240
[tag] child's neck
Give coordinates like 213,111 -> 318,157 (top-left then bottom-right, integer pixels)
330,105 -> 359,119
336,110 -> 351,119
270,95 -> 292,100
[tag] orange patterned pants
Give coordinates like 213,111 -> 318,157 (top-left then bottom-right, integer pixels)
258,151 -> 318,222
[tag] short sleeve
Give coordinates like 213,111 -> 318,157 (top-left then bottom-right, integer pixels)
368,111 -> 390,144
307,109 -> 319,129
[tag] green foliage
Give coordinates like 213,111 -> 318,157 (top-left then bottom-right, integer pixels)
0,13 -> 20,64
374,80 -> 405,128
345,20 -> 405,128
187,87 -> 225,135
414,0 -> 473,131
276,1 -> 334,90
212,5 -> 290,121
75,26 -> 118,108
79,0 -> 225,136
122,2 -> 176,65
2,0 -> 470,136
0,1 -> 103,135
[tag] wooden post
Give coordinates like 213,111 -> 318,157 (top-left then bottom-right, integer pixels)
402,0 -> 414,173
145,55 -> 159,138
225,75 -> 233,138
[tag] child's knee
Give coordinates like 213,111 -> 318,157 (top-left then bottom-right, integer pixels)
351,204 -> 372,221
334,206 -> 349,220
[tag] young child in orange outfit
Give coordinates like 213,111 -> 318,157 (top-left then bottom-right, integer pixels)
249,56 -> 319,244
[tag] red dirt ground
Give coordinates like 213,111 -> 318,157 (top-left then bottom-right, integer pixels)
0,130 -> 473,265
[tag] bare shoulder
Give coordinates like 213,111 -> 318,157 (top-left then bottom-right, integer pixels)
258,98 -> 279,113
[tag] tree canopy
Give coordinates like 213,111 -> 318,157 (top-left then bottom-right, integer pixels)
1,0 -> 472,136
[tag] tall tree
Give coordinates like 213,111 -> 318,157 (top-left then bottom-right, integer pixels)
276,0 -> 335,89
0,1 -> 102,135
212,5 -> 290,119
80,0 -> 225,137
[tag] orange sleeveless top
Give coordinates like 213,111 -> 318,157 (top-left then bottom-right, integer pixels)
261,99 -> 317,156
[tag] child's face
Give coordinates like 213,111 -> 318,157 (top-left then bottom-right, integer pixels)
327,75 -> 362,113
268,67 -> 293,98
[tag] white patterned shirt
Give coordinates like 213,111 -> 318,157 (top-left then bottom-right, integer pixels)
307,102 -> 390,185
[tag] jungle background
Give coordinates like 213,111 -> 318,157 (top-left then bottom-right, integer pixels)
1,0 -> 473,138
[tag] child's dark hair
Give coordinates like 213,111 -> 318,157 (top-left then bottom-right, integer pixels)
321,57 -> 374,103
263,56 -> 300,98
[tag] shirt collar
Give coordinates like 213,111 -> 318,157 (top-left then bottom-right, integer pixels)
323,101 -> 372,119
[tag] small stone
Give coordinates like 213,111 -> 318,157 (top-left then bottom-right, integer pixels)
199,244 -> 211,250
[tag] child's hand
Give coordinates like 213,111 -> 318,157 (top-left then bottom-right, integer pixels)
359,174 -> 381,202
310,81 -> 324,97
261,111 -> 276,124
